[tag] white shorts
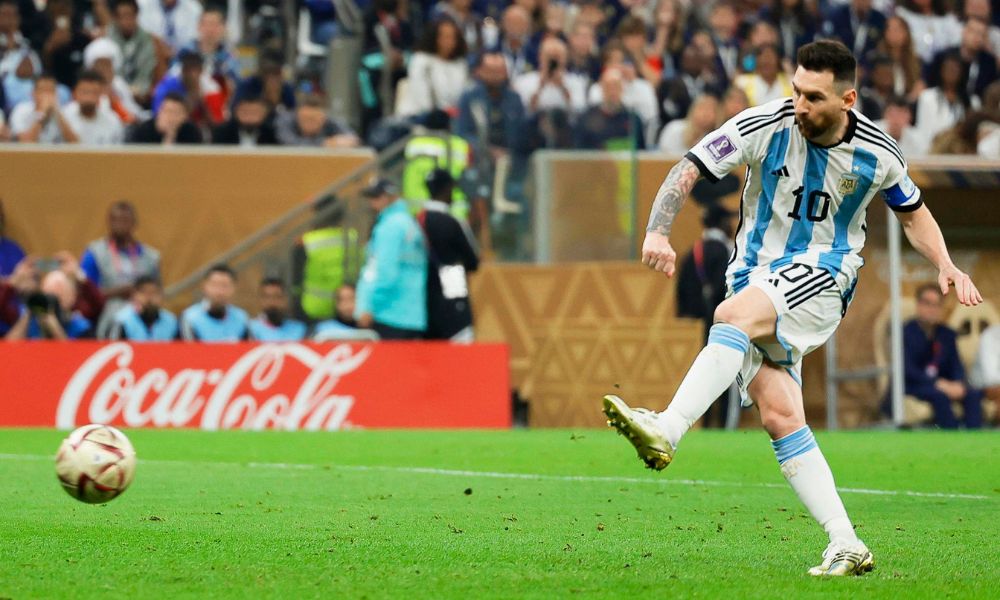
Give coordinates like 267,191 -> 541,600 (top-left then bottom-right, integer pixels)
733,262 -> 845,406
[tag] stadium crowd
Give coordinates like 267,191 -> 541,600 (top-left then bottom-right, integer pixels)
0,0 -> 996,155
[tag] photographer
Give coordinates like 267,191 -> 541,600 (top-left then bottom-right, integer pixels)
3,264 -> 93,340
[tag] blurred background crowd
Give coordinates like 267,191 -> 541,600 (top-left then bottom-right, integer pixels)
0,0 -> 997,155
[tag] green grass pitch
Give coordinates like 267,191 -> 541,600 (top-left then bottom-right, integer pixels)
1,428 -> 997,598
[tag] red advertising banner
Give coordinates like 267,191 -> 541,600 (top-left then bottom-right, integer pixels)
0,342 -> 510,430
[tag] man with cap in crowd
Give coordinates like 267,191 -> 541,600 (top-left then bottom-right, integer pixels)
419,168 -> 479,342
675,201 -> 737,428
355,178 -> 428,340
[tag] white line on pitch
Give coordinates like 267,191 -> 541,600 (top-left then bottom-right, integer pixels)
1,453 -> 989,501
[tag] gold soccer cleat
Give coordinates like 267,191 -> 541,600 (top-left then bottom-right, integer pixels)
808,542 -> 875,577
602,395 -> 675,471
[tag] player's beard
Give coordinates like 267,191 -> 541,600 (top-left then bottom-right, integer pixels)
796,112 -> 836,142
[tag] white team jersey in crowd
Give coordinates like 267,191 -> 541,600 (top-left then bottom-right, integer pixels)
687,97 -> 922,299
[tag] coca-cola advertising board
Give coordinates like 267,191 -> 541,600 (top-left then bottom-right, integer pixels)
0,342 -> 510,430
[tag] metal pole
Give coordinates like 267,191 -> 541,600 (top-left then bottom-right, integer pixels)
887,206 -> 905,426
825,331 -> 838,430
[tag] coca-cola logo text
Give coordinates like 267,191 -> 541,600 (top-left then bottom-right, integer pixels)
56,343 -> 372,431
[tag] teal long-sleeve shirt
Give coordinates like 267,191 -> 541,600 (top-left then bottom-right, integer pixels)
355,199 -> 428,331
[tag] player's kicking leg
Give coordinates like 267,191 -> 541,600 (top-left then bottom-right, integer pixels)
602,287 -> 776,469
751,362 -> 874,576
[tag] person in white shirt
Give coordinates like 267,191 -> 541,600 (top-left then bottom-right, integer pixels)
915,51 -> 971,143
9,74 -> 79,143
973,324 -> 1000,419
400,17 -> 469,116
588,42 -> 660,148
875,95 -> 929,157
137,0 -> 202,52
513,37 -> 588,117
83,37 -> 147,124
896,0 -> 963,64
658,93 -> 720,156
63,70 -> 124,145
0,0 -> 41,79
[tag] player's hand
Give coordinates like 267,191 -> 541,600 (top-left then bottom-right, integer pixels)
641,231 -> 676,276
938,264 -> 982,307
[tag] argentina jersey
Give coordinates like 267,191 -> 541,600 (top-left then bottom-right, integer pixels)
685,97 -> 922,296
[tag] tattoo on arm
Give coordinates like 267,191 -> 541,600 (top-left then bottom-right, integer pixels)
646,157 -> 702,236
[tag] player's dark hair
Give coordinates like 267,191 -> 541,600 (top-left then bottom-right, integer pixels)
915,283 -> 943,301
206,264 -> 237,281
797,40 -> 856,88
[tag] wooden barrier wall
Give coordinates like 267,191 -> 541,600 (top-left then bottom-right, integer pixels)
0,147 -> 373,287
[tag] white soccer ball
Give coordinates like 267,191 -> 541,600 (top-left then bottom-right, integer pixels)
55,424 -> 136,504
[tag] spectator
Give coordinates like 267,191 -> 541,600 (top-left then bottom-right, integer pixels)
420,168 -> 479,342
137,0 -> 202,52
903,283 -> 983,429
720,85 -> 749,120
176,6 -> 240,104
615,15 -> 659,85
741,21 -> 782,70
455,50 -> 526,155
514,36 -> 587,118
56,250 -> 105,325
0,0 -> 41,80
675,202 -> 737,429
927,17 -> 998,101
872,15 -> 926,103
211,92 -> 277,146
9,73 -> 79,143
151,49 -> 224,130
0,198 -> 24,277
9,269 -> 94,339
431,0 -> 483,53
313,283 -> 359,337
232,52 -> 295,117
733,44 -> 791,107
180,263 -> 249,342
589,42 -> 659,147
63,69 -> 124,145
896,0 -> 963,64
83,37 -> 146,125
81,200 -> 161,337
109,274 -> 178,341
248,277 -> 307,342
758,0 -> 817,64
523,1 -> 568,71
127,91 -> 202,143
915,51 -> 970,143
359,0 -> 414,130
275,93 -> 359,148
707,1 -> 741,82
494,4 -> 532,78
399,17 -> 469,116
108,0 -> 157,104
566,18 -> 600,85
973,323 -> 1000,420
355,178 -> 428,340
875,94 -> 929,157
821,0 -> 886,66
858,55 -> 896,120
0,255 -> 36,338
657,43 -> 725,128
658,93 -> 720,155
647,0 -> 686,81
41,0 -> 92,88
575,67 -> 644,150
962,0 -> 1000,58
304,0 -> 339,47
930,110 -> 997,154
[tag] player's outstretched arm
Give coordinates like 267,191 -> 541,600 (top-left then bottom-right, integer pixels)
642,157 -> 702,276
895,204 -> 983,306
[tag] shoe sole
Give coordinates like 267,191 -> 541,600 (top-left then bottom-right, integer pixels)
602,395 -> 673,471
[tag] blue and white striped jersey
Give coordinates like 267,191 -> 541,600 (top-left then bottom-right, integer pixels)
686,97 -> 921,295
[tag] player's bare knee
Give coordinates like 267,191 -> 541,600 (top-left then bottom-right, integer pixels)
713,303 -> 765,338
759,405 -> 805,439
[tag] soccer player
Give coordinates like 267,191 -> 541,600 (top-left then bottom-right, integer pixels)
603,40 -> 982,576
